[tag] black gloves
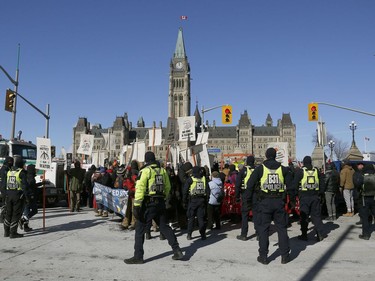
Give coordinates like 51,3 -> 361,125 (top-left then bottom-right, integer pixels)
133,206 -> 143,222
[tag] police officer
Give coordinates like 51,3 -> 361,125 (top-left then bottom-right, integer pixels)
355,163 -> 375,240
20,164 -> 45,232
0,156 -> 14,223
183,165 -> 209,240
235,155 -> 255,241
294,156 -> 325,242
3,155 -> 27,238
246,148 -> 292,265
124,151 -> 184,264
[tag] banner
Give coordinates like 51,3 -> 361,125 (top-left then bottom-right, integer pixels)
93,182 -> 128,216
77,134 -> 94,155
36,137 -> 52,170
148,128 -> 162,146
165,117 -> 178,145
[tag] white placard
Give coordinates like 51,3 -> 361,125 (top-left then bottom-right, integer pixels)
77,134 -> 94,156
36,137 -> 52,170
177,116 -> 196,141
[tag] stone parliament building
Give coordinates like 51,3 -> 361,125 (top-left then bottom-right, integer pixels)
73,27 -> 296,166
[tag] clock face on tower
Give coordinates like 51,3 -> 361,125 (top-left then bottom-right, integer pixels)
175,62 -> 183,69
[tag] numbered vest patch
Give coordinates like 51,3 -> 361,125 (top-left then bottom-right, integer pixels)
150,174 -> 165,194
191,180 -> 206,195
7,175 -> 18,190
263,174 -> 282,191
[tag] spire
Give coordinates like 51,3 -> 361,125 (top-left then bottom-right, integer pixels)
194,101 -> 201,128
174,27 -> 186,59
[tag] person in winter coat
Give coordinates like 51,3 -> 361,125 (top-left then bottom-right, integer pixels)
20,164 -> 45,232
235,155 -> 256,241
340,160 -> 355,217
293,156 -> 325,242
183,166 -> 209,240
66,160 -> 85,212
207,171 -> 224,230
323,162 -> 340,221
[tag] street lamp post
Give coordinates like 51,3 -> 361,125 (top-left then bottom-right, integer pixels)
349,121 -> 357,146
328,140 -> 335,161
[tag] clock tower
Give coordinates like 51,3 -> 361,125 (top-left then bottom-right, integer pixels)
168,27 -> 191,118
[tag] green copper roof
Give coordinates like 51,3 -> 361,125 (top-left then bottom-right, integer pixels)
174,27 -> 186,59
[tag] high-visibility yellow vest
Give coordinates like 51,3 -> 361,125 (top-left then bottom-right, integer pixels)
260,165 -> 285,193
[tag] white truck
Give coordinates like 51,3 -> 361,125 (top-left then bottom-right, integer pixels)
0,138 -> 66,206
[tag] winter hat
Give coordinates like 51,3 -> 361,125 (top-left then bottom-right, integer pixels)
229,164 -> 236,173
265,148 -> 276,159
192,166 -> 201,177
211,171 -> 220,178
303,156 -> 312,166
130,160 -> 139,170
145,151 -> 156,163
246,155 -> 255,166
99,167 -> 106,173
27,164 -> 36,174
117,165 -> 126,176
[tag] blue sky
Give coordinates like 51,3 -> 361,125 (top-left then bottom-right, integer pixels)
1,0 -> 375,160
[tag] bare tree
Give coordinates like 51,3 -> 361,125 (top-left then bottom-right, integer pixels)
312,131 -> 349,161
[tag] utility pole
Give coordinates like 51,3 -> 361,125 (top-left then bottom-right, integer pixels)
0,44 -> 20,139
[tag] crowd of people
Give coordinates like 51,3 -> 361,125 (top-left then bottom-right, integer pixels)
1,149 -> 375,265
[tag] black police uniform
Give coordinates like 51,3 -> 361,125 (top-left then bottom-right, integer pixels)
3,156 -> 27,238
124,152 -> 183,264
0,157 -> 14,223
355,164 -> 375,240
246,148 -> 292,264
293,156 -> 324,241
235,156 -> 255,240
183,166 -> 209,240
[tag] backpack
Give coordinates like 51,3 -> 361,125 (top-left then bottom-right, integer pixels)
216,188 -> 225,203
363,173 -> 375,196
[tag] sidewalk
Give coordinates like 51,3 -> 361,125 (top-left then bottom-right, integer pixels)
0,205 -> 374,281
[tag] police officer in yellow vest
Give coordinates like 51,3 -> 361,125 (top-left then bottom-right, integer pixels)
246,148 -> 292,265
293,156 -> 325,242
3,155 -> 27,238
235,155 -> 255,241
124,151 -> 184,264
183,165 -> 209,240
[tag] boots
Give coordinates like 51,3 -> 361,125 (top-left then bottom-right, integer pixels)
121,218 -> 129,229
172,249 -> 184,260
10,225 -> 23,239
24,222 -> 33,232
101,211 -> 108,217
95,210 -> 103,217
10,232 -> 24,238
4,226 -> 10,237
343,212 -> 354,217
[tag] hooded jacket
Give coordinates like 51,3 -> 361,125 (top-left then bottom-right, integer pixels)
340,164 -> 355,190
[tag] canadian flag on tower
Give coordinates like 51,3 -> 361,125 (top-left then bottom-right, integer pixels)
180,15 -> 188,20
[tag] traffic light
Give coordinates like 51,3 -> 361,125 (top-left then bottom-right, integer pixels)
51,145 -> 56,158
4,89 -> 16,112
308,103 -> 319,121
222,105 -> 232,124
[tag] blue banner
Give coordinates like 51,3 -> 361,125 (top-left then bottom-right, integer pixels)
93,183 -> 128,216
